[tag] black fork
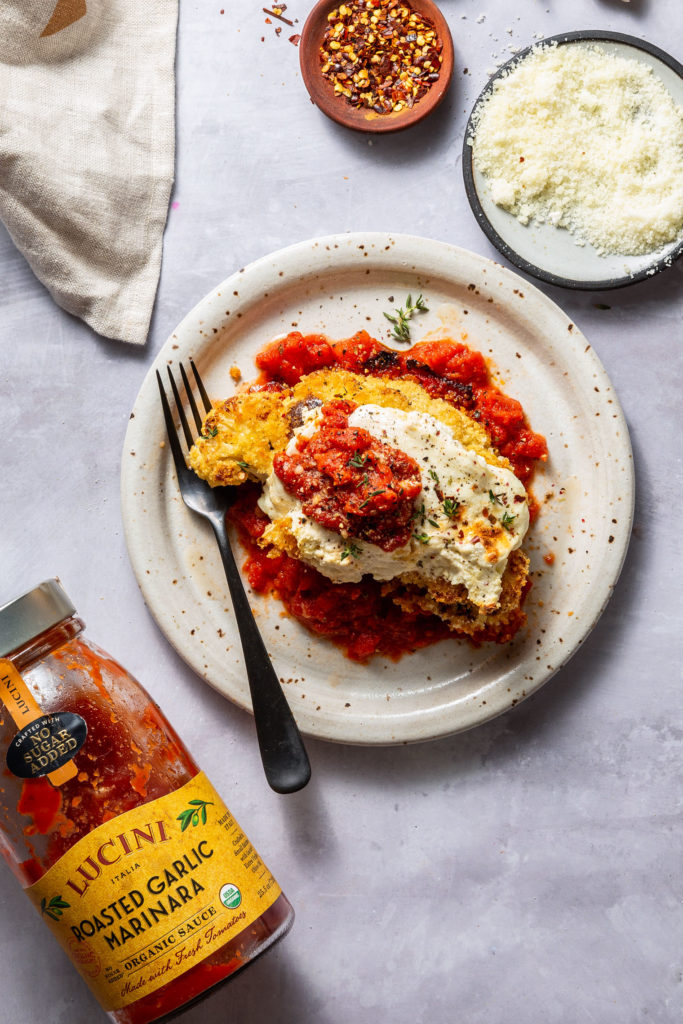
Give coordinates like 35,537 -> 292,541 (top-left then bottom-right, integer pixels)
157,360 -> 311,794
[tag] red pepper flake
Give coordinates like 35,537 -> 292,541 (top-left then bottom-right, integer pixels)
275,25 -> 282,35
320,0 -> 443,114
263,6 -> 294,25
289,33 -> 301,45
265,16 -> 271,22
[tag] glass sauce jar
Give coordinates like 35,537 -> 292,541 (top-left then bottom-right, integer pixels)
0,580 -> 293,1023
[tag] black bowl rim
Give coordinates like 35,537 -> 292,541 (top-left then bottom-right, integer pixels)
461,30 -> 683,292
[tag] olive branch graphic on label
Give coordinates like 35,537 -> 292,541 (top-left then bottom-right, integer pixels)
177,799 -> 213,832
40,894 -> 70,921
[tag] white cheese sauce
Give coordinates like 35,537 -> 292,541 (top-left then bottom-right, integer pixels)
259,405 -> 529,610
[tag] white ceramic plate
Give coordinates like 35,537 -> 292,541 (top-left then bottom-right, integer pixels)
463,32 -> 683,290
121,233 -> 634,745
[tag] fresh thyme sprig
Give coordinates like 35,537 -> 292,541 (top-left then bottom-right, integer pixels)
443,497 -> 459,518
411,502 -> 426,524
348,451 -> 368,469
359,489 -> 386,510
201,426 -> 218,438
488,489 -> 504,505
501,511 -> 517,531
340,541 -> 363,561
383,293 -> 429,342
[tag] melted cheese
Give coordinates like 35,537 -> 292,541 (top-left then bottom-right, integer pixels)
259,405 -> 529,611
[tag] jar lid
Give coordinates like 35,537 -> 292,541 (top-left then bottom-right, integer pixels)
0,580 -> 76,657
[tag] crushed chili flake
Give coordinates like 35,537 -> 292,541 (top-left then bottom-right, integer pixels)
289,33 -> 301,45
264,6 -> 294,25
320,0 -> 443,114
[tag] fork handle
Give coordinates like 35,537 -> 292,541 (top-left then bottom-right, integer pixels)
211,515 -> 311,794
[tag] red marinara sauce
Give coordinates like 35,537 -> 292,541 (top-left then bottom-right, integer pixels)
227,331 -> 547,662
273,398 -> 422,550
230,485 -> 452,662
256,330 -> 547,483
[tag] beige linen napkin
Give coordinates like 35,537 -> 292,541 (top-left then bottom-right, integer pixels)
0,0 -> 178,344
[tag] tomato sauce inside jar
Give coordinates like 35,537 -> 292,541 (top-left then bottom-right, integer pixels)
0,581 -> 293,1024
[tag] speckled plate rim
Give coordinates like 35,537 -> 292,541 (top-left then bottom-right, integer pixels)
121,232 -> 634,746
462,30 -> 683,291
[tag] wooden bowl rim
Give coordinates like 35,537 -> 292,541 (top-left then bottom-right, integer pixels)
299,0 -> 454,134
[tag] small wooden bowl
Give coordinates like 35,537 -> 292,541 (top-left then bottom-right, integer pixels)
299,0 -> 454,133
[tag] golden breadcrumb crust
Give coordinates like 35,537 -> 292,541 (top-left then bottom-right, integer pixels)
382,549 -> 530,642
189,369 -> 511,486
189,389 -> 291,486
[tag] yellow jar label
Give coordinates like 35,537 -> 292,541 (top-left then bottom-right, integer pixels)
26,772 -> 282,1011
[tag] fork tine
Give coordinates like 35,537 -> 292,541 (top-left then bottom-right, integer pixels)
157,370 -> 191,476
179,362 -> 204,434
166,366 -> 194,448
190,359 -> 212,415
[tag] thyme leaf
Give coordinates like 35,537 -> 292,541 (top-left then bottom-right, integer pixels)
383,293 -> 429,343
359,489 -> 386,509
501,511 -> 517,531
340,541 -> 362,561
410,502 -> 426,524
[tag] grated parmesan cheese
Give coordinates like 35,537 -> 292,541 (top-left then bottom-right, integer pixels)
468,44 -> 683,256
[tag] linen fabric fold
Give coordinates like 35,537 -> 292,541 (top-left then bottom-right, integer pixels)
0,0 -> 178,344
